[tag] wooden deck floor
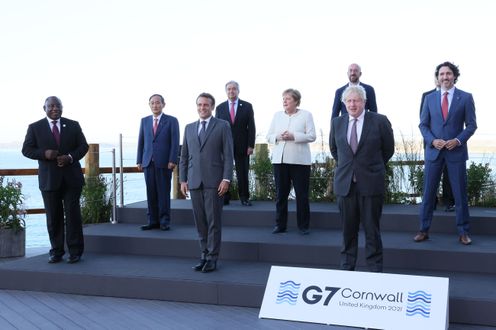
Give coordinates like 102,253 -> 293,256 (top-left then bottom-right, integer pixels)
0,289 -> 494,330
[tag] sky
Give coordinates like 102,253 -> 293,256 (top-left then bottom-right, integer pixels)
1,0 -> 495,153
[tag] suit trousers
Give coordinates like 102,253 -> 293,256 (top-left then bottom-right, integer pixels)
234,154 -> 250,201
420,155 -> 470,234
273,164 -> 310,230
190,187 -> 223,261
144,163 -> 172,226
41,184 -> 84,258
338,182 -> 384,272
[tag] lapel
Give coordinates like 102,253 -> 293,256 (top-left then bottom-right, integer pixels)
200,117 -> 217,149
447,88 -> 461,122
341,114 -> 355,155
155,115 -> 166,138
234,100 -> 244,124
359,112 -> 372,151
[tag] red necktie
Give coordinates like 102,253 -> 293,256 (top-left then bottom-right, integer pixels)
52,121 -> 60,146
230,102 -> 235,123
441,92 -> 449,120
153,118 -> 158,136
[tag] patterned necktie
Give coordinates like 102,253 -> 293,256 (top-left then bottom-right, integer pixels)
52,120 -> 60,146
350,118 -> 358,154
153,118 -> 158,136
441,92 -> 449,121
230,102 -> 235,123
198,120 -> 207,144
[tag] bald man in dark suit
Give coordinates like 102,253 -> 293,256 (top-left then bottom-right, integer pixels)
22,96 -> 88,264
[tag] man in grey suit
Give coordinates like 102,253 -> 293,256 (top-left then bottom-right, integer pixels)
180,92 -> 234,273
330,85 -> 394,272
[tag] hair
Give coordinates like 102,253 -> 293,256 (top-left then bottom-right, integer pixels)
282,88 -> 301,106
196,92 -> 216,107
225,80 -> 240,91
341,85 -> 367,103
435,61 -> 460,84
44,96 -> 62,107
149,94 -> 165,104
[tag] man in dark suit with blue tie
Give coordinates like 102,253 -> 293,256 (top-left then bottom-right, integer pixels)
330,86 -> 394,272
137,94 -> 180,231
180,92 -> 234,273
215,81 -> 256,206
22,96 -> 89,264
414,62 -> 477,245
331,63 -> 378,119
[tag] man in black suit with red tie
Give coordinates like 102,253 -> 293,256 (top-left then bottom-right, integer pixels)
22,96 -> 89,264
215,81 -> 256,206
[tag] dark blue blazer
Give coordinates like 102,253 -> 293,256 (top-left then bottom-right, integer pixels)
419,88 -> 477,162
331,82 -> 378,119
22,117 -> 88,191
137,114 -> 180,168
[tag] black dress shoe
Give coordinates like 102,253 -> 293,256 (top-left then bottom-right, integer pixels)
241,200 -> 252,206
67,255 -> 81,264
141,224 -> 160,230
445,205 -> 455,212
160,225 -> 170,231
193,259 -> 207,271
48,255 -> 63,264
202,260 -> 217,273
299,229 -> 310,235
272,226 -> 287,234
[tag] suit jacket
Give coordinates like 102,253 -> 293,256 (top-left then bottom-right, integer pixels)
419,88 -> 436,116
331,82 -> 378,118
215,99 -> 255,157
419,87 -> 477,162
330,112 -> 394,196
137,114 -> 180,168
179,117 -> 234,189
22,117 -> 89,191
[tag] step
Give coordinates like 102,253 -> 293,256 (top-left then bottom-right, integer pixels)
0,252 -> 494,326
117,200 -> 496,235
84,223 -> 496,275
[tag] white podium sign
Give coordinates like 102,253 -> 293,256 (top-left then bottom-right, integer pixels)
259,266 -> 449,330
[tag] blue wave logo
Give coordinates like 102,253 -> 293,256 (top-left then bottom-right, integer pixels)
406,290 -> 432,318
276,280 -> 301,305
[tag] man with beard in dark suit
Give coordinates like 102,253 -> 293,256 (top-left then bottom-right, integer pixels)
332,63 -> 378,119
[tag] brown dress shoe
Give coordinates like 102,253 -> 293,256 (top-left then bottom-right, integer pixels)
413,231 -> 429,242
459,234 -> 472,245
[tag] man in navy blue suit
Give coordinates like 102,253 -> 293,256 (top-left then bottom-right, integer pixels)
331,63 -> 378,119
137,94 -> 180,231
22,96 -> 89,264
414,62 -> 477,245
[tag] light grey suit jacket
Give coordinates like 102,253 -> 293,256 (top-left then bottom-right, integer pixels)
179,117 -> 234,189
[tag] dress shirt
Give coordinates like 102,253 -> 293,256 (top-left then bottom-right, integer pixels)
440,86 -> 455,112
197,116 -> 212,135
347,110 -> 365,145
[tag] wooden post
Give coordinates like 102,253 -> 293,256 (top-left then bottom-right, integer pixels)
85,144 -> 100,179
172,166 -> 184,199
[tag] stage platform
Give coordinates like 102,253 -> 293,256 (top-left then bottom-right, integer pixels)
1,200 -> 495,327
